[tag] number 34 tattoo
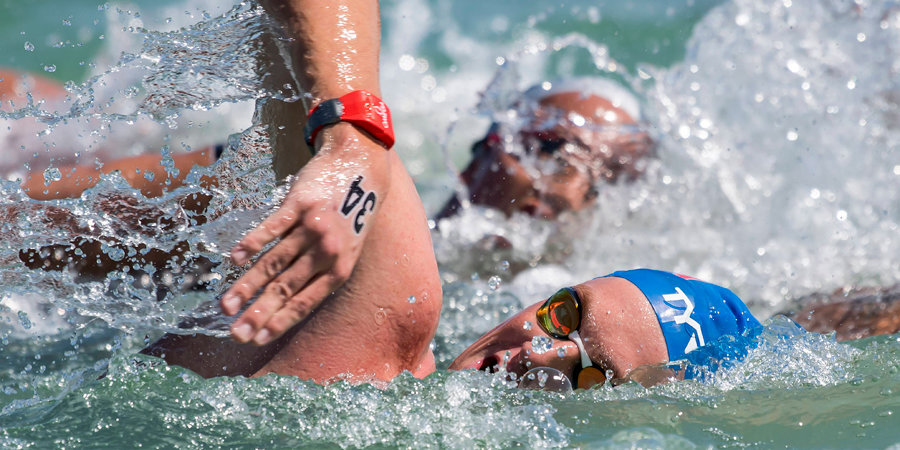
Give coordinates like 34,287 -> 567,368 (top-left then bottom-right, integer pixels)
340,176 -> 377,234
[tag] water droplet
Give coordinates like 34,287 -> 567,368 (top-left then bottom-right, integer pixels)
23,41 -> 34,52
43,167 -> 62,185
499,260 -> 510,271
523,321 -> 533,331
488,276 -> 501,291
556,347 -> 567,358
43,64 -> 56,73
531,336 -> 553,354
518,367 -> 572,392
106,247 -> 125,262
407,295 -> 416,304
398,54 -> 415,71
17,311 -> 32,330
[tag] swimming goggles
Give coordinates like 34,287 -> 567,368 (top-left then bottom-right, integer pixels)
473,122 -> 648,155
534,287 -> 608,389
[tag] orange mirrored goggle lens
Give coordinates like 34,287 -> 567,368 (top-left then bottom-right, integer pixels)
574,366 -> 607,390
536,287 -> 581,339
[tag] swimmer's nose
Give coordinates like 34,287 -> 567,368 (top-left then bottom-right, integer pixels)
517,197 -> 557,220
518,337 -> 580,377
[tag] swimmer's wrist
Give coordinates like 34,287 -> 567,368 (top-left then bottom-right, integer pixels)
313,122 -> 393,157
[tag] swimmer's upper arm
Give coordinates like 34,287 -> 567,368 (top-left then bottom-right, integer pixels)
21,147 -> 217,200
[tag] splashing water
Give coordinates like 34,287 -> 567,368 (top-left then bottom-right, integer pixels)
0,0 -> 899,447
0,1 -> 284,339
531,336 -> 554,355
579,0 -> 900,313
433,0 -> 900,317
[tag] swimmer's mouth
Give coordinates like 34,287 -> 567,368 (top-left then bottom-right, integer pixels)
478,356 -> 500,373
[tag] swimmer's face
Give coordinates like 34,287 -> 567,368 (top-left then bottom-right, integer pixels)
448,278 -> 669,385
461,92 -> 653,220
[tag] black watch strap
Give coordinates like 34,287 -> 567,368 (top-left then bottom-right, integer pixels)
303,99 -> 345,153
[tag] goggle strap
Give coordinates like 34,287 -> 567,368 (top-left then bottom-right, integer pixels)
569,330 -> 593,370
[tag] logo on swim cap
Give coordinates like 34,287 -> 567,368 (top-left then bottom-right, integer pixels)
661,287 -> 705,355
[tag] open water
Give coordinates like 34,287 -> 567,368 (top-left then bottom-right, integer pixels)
1,0 -> 900,447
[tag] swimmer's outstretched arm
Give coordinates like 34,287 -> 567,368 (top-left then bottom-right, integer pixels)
20,148 -> 217,200
221,0 -> 394,346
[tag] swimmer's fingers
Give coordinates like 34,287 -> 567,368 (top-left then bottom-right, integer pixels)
227,252 -> 330,345
261,274 -> 341,342
220,226 -> 313,316
230,203 -> 301,265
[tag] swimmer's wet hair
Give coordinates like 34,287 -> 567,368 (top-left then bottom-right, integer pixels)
522,77 -> 642,122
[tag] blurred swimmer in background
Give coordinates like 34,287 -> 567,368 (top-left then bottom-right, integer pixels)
437,77 -> 655,221
785,285 -> 900,341
431,77 -> 656,276
2,68 -> 222,290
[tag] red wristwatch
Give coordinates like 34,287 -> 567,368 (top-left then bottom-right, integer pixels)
304,90 -> 395,152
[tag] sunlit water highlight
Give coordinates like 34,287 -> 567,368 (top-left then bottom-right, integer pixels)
1,0 -> 899,447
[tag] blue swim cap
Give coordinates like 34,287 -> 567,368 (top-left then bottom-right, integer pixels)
604,269 -> 762,362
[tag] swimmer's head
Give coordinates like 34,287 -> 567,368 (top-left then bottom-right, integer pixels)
449,270 -> 762,389
461,77 -> 654,220
447,277 -> 670,388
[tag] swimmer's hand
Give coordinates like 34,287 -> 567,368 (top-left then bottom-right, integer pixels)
221,123 -> 391,345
